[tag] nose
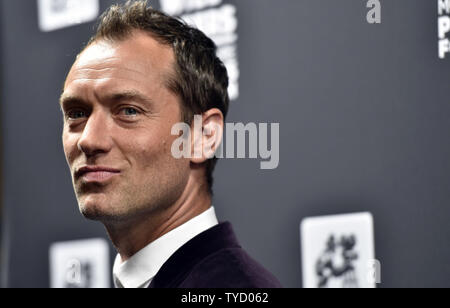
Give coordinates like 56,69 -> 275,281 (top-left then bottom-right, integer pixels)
77,110 -> 113,157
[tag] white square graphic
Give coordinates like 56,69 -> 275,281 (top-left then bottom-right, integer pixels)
37,0 -> 100,32
301,213 -> 376,288
50,238 -> 110,288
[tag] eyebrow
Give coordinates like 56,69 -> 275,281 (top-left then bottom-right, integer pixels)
59,95 -> 86,108
106,90 -> 154,106
59,90 -> 155,108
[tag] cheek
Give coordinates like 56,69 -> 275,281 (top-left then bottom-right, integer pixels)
127,131 -> 187,171
62,131 -> 79,165
131,134 -> 172,163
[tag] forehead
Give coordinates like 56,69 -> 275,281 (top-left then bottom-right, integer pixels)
64,31 -> 175,94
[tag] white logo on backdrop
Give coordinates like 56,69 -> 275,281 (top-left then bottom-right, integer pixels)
159,0 -> 240,101
37,0 -> 99,32
301,213 -> 378,288
438,0 -> 450,59
49,238 -> 110,288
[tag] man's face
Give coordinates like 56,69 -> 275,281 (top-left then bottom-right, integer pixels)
61,31 -> 190,223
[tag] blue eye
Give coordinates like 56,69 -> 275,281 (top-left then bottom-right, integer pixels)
67,110 -> 87,119
122,107 -> 139,116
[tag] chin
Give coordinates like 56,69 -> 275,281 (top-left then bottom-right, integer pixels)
80,203 -> 110,221
78,196 -> 142,225
78,195 -> 120,222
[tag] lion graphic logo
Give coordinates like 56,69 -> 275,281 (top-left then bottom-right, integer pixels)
316,235 -> 359,288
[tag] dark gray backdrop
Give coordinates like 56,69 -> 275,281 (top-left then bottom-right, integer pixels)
2,0 -> 450,288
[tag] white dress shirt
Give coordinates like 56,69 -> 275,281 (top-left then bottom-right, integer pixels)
113,206 -> 219,288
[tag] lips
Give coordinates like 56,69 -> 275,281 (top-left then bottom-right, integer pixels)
75,166 -> 121,183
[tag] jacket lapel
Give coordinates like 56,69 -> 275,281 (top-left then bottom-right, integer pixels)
148,222 -> 240,288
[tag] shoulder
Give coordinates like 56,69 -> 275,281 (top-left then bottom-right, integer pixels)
179,247 -> 283,288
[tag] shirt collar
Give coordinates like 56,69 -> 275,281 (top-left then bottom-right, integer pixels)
113,206 -> 219,288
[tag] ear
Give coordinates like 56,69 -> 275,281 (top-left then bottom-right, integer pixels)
190,108 -> 224,164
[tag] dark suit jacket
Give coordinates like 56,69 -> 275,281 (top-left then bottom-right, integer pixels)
148,222 -> 282,288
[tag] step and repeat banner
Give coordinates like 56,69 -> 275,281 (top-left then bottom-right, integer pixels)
1,0 -> 450,288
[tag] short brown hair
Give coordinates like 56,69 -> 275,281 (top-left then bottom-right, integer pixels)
87,0 -> 230,195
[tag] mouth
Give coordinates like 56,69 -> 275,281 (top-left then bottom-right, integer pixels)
75,166 -> 121,183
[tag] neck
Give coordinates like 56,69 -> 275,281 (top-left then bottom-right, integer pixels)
104,173 -> 212,262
